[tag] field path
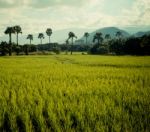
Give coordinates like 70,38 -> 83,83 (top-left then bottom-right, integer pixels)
53,55 -> 79,65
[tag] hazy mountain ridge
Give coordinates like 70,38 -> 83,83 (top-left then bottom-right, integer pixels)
78,27 -> 130,44
133,31 -> 150,37
0,27 -> 150,45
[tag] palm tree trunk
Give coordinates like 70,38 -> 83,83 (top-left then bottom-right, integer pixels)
98,39 -> 100,46
86,37 -> 87,45
71,37 -> 73,55
41,39 -> 42,45
16,33 -> 19,55
29,39 -> 31,53
9,33 -> 12,56
49,36 -> 50,44
17,33 -> 18,46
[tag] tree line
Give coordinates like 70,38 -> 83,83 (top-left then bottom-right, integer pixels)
90,31 -> 150,55
0,25 -> 150,56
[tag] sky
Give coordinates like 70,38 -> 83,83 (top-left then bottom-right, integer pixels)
0,0 -> 150,38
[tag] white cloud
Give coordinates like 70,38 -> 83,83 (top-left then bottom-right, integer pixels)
122,0 -> 150,26
0,0 -> 150,37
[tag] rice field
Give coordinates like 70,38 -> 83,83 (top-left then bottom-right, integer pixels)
0,55 -> 150,132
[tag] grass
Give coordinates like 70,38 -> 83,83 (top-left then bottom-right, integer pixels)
0,55 -> 150,132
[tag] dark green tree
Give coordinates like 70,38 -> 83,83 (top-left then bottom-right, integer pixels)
14,25 -> 22,55
84,32 -> 89,45
0,41 -> 9,56
46,28 -> 52,44
38,33 -> 44,45
23,44 -> 29,55
27,34 -> 33,45
105,34 -> 111,41
104,34 -> 111,52
68,32 -> 77,55
4,27 -> 15,56
14,25 -> 22,46
116,31 -> 123,39
93,32 -> 103,45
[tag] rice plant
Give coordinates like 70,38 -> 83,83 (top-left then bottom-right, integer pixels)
0,55 -> 150,132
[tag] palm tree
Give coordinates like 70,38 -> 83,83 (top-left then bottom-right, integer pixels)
93,32 -> 103,45
46,28 -> 52,44
27,34 -> 33,45
14,25 -> 22,55
68,32 -> 77,55
84,32 -> 89,45
26,34 -> 33,55
105,34 -> 111,40
116,31 -> 122,39
4,27 -> 15,56
38,33 -> 44,44
14,25 -> 22,46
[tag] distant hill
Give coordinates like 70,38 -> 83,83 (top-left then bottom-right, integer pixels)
77,27 -> 130,44
1,26 -> 150,45
133,31 -> 150,37
123,25 -> 150,34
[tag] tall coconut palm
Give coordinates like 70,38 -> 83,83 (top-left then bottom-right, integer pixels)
46,28 -> 52,44
116,31 -> 122,39
26,34 -> 33,55
93,32 -> 103,45
4,27 -> 15,56
38,33 -> 44,44
84,32 -> 89,45
14,25 -> 22,55
68,32 -> 77,55
27,34 -> 33,45
14,25 -> 22,46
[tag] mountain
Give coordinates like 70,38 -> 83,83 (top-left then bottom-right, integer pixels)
1,26 -> 150,45
133,31 -> 150,37
0,28 -> 94,45
123,25 -> 150,34
77,27 -> 130,44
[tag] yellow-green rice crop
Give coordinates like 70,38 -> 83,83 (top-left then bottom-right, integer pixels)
0,55 -> 150,132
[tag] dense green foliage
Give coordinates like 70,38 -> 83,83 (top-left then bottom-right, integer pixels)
0,55 -> 150,131
0,43 -> 37,56
90,34 -> 150,55
1,34 -> 150,56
